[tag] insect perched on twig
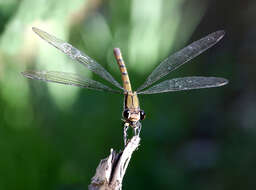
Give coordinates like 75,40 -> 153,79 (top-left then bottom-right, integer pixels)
22,28 -> 228,145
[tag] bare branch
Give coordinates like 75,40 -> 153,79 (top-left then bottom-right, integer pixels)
89,136 -> 141,190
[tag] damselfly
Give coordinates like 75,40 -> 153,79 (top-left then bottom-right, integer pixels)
22,28 -> 228,145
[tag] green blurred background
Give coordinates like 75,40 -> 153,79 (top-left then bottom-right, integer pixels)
0,0 -> 255,189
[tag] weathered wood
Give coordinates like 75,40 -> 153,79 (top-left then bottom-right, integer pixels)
88,136 -> 140,190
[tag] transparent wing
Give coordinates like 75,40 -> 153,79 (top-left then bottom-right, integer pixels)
22,71 -> 121,93
137,76 -> 228,94
137,30 -> 225,91
32,27 -> 123,90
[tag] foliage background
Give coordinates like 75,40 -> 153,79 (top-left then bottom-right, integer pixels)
0,0 -> 255,189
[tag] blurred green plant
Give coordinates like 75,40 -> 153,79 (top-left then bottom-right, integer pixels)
1,0 -> 232,190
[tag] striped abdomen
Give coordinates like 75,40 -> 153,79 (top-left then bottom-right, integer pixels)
113,48 -> 132,92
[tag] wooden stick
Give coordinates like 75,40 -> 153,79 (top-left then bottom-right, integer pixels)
88,136 -> 140,190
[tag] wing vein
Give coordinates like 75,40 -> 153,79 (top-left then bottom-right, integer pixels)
32,27 -> 123,90
22,71 -> 121,93
138,76 -> 228,94
137,30 -> 225,91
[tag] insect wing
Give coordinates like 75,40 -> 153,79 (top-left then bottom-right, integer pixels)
137,30 -> 225,91
137,76 -> 228,94
22,71 -> 121,93
32,27 -> 123,90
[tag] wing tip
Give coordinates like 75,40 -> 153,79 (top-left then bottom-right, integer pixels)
21,71 -> 33,79
32,27 -> 50,41
32,27 -> 41,34
21,71 -> 28,76
32,26 -> 37,31
208,77 -> 229,87
214,30 -> 226,41
219,77 -> 229,86
22,70 -> 44,80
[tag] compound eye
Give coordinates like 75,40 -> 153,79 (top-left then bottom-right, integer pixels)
123,109 -> 130,119
140,110 -> 146,120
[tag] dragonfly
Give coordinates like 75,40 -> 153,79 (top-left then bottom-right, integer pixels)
22,27 -> 228,145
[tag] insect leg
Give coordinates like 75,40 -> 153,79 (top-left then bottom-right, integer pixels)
137,122 -> 142,136
123,122 -> 129,146
133,122 -> 142,136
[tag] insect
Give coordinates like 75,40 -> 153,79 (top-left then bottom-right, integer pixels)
22,27 -> 228,145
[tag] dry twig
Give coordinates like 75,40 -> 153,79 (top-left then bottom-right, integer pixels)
88,136 -> 140,190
